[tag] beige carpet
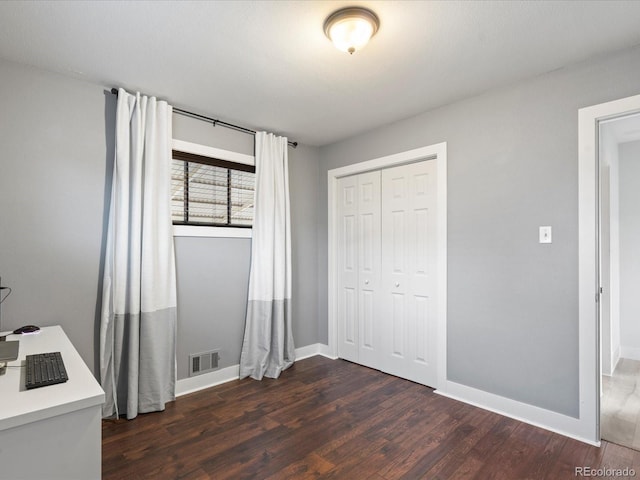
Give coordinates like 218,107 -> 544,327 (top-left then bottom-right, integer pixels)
601,358 -> 640,450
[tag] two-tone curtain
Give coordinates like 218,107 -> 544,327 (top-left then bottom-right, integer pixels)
100,88 -> 177,419
239,132 -> 295,380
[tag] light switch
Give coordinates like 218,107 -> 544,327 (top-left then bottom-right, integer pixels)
539,226 -> 552,244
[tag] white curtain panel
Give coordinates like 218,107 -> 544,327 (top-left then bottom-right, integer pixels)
100,88 -> 177,419
239,132 -> 295,380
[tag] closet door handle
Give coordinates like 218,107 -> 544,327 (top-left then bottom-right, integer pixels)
395,282 -> 400,288
364,279 -> 369,285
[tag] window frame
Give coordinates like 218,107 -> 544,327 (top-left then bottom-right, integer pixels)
171,140 -> 255,239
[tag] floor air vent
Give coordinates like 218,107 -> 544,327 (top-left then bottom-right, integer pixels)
189,350 -> 220,377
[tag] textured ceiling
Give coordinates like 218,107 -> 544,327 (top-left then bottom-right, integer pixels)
1,1 -> 640,146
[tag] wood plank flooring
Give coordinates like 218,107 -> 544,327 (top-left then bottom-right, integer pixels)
103,356 -> 640,479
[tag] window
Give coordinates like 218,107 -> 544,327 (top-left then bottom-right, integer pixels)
171,150 -> 255,227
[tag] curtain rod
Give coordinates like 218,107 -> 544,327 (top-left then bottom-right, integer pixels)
109,88 -> 298,148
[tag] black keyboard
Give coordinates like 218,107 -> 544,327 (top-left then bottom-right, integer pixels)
25,352 -> 68,389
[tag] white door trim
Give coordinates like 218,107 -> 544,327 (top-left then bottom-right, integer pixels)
578,93 -> 640,444
327,142 -> 447,390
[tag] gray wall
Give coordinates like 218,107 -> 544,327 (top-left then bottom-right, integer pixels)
0,58 -> 321,380
318,45 -> 640,417
0,59 -> 111,371
173,236 -> 251,376
619,140 -> 640,356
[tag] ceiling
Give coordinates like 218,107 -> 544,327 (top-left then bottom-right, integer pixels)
1,1 -> 640,147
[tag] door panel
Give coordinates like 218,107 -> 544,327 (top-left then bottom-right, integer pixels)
343,287 -> 357,346
382,160 -> 437,387
414,295 -> 429,364
392,293 -> 406,356
337,171 -> 381,366
357,171 -> 381,368
361,290 -> 374,349
337,175 -> 359,362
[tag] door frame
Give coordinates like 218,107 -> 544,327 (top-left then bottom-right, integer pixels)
327,142 -> 447,390
578,93 -> 640,444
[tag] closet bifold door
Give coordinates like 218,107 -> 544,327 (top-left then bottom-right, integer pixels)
381,161 -> 438,388
336,171 -> 381,367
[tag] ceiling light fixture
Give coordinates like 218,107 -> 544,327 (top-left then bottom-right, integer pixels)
323,7 -> 380,55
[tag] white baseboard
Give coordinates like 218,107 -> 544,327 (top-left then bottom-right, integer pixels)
317,343 -> 338,359
620,346 -> 640,362
436,381 -> 600,447
176,364 -> 240,396
295,343 -> 323,360
613,345 -> 622,372
176,343 -> 333,396
603,346 -> 622,376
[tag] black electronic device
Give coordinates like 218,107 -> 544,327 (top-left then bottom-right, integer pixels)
25,352 -> 68,389
13,325 -> 40,335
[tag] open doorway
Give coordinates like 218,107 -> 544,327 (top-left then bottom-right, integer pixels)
599,113 -> 640,450
578,93 -> 640,446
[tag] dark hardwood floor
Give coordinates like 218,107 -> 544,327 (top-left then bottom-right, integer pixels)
103,356 -> 640,479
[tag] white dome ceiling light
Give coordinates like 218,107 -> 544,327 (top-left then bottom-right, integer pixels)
323,7 -> 380,55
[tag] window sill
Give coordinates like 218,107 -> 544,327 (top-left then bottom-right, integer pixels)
173,225 -> 252,239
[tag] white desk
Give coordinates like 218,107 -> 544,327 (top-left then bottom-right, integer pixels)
0,326 -> 105,480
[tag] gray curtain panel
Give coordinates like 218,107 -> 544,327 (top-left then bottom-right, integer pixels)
100,89 -> 178,419
240,132 -> 295,380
